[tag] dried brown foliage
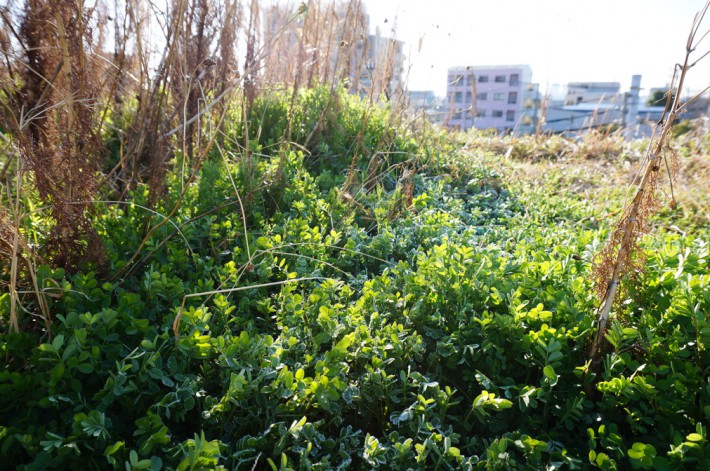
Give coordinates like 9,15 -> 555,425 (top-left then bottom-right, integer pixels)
590,168 -> 658,299
216,0 -> 242,98
124,1 -> 181,199
243,0 -> 260,111
262,1 -> 368,92
170,0 -> 218,161
261,0 -> 403,101
4,0 -> 104,271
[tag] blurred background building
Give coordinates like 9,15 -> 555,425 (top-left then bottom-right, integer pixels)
445,64 -> 541,135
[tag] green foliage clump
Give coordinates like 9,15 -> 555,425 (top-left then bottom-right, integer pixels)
1,86 -> 709,470
242,85 -> 414,180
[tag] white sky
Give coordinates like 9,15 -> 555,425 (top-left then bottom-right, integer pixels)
361,0 -> 710,98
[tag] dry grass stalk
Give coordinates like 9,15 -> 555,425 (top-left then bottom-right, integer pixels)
100,0 -> 197,201
243,0 -> 260,112
261,1 -> 368,93
0,202 -> 20,333
171,0 -> 219,163
588,1 -> 709,364
215,0 -> 241,101
1,166 -> 53,335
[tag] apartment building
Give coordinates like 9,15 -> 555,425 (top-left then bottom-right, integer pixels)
445,65 -> 539,134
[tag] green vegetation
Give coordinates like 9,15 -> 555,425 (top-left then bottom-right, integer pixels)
2,1 -> 710,469
1,86 -> 709,470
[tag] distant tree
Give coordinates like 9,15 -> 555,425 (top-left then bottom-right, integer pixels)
647,89 -> 676,108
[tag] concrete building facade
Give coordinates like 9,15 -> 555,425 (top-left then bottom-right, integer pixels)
445,65 -> 539,134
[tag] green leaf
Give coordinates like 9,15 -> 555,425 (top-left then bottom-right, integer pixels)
448,446 -> 461,458
79,410 -> 111,440
76,363 -> 93,374
543,365 -> 556,380
548,351 -> 564,363
52,335 -> 65,351
50,362 -> 66,383
595,452 -> 612,467
104,441 -> 125,465
105,441 -> 125,455
149,456 -> 162,471
627,445 -> 644,460
622,327 -> 638,337
334,333 -> 354,352
256,236 -> 271,248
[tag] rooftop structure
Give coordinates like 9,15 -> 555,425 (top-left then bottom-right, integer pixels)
564,82 -> 622,106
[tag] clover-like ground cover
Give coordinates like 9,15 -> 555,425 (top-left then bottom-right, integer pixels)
1,89 -> 709,470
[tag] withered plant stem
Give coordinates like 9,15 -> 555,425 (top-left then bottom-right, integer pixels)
588,0 -> 709,365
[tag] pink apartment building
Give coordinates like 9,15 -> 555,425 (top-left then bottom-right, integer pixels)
446,65 -> 540,134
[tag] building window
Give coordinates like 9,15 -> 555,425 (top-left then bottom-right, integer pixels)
476,110 -> 486,117
494,75 -> 506,83
448,74 -> 464,86
492,110 -> 503,118
477,92 -> 488,101
506,110 -> 515,122
454,91 -> 463,102
454,111 -> 462,119
508,92 -> 518,104
478,75 -> 489,83
465,92 -> 472,103
510,74 -> 519,86
493,92 -> 505,101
